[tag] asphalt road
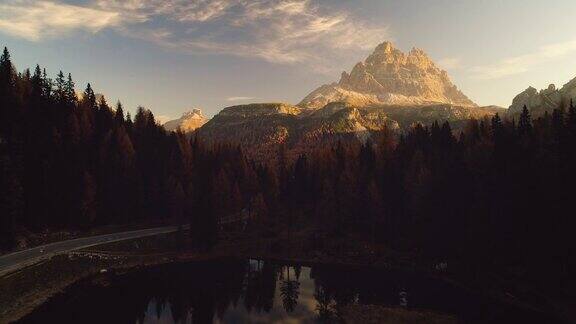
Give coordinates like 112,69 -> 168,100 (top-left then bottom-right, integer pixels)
0,225 -> 183,277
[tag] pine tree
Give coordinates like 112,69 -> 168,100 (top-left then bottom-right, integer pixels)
491,113 -> 503,138
518,105 -> 533,137
551,108 -> 565,141
0,47 -> 17,136
82,83 -> 97,110
440,121 -> 455,149
42,68 -> 52,98
55,71 -> 66,104
466,119 -> 481,145
134,106 -> 149,130
359,140 -> 376,173
98,94 -> 109,112
31,65 -> 43,99
0,47 -> 15,91
115,101 -> 125,125
430,120 -> 441,145
65,73 -> 77,104
568,99 -> 576,137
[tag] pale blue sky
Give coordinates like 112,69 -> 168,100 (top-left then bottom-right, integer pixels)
2,0 -> 576,120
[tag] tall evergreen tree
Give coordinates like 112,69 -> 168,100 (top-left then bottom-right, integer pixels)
518,105 -> 533,137
82,83 -> 97,110
115,101 -> 125,125
30,65 -> 44,99
42,68 -> 52,98
54,71 -> 66,104
0,47 -> 15,90
65,73 -> 76,104
0,47 -> 17,136
491,113 -> 503,137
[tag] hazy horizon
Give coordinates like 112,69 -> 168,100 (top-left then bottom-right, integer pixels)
3,0 -> 576,120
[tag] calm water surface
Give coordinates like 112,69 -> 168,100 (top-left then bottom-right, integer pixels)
18,259 -> 560,323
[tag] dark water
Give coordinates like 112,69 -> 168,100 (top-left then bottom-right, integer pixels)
18,259 -> 561,323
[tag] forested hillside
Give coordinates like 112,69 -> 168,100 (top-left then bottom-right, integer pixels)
0,47 -> 255,249
1,47 -> 575,296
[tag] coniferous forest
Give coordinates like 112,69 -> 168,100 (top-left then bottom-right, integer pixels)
1,46 -> 575,298
0,47 -> 249,247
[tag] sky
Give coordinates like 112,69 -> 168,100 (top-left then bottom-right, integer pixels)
2,0 -> 576,121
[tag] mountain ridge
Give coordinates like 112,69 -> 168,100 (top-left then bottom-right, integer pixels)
163,108 -> 208,133
509,77 -> 576,116
175,41 -> 505,159
299,41 -> 476,110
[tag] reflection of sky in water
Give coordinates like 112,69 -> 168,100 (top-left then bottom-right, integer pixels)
21,258 -> 552,324
220,266 -> 318,324
138,262 -> 320,324
139,300 -> 192,324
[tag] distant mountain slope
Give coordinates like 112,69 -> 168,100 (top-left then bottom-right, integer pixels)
163,108 -> 208,132
197,102 -> 503,160
196,42 -> 504,159
299,41 -> 476,110
197,103 -> 301,160
509,78 -> 576,117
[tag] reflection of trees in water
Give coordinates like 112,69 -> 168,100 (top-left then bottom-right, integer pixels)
312,265 -> 369,323
148,261 -> 247,322
23,261 -> 554,324
22,260 -> 250,324
23,261 -> 400,324
310,265 -> 371,322
136,260 -> 303,322
280,266 -> 300,313
314,285 -> 338,322
294,265 -> 302,281
134,262 -> 366,322
243,260 -> 279,313
133,260 -> 249,323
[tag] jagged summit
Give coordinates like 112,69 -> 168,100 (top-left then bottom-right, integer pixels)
193,41 -> 503,159
163,108 -> 208,133
299,41 -> 477,109
180,108 -> 205,120
508,77 -> 576,117
375,41 -> 394,52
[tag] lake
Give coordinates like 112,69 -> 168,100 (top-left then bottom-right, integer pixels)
17,259 -> 561,323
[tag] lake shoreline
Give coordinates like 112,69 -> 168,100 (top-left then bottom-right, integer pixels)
2,229 -> 569,323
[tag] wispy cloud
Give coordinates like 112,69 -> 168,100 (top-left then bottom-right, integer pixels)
470,39 -> 576,80
227,96 -> 256,101
437,57 -> 463,70
0,0 -> 389,73
94,0 -> 233,23
104,0 -> 389,70
0,0 -> 120,41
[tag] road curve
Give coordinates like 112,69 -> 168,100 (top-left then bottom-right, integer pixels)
0,225 -> 184,277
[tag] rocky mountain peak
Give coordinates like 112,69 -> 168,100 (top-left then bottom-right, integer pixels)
299,41 -> 477,109
409,47 -> 427,57
373,41 -> 395,54
181,108 -> 204,119
163,108 -> 208,133
544,84 -> 557,93
508,77 -> 576,117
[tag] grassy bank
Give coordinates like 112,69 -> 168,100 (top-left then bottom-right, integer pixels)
0,231 -> 183,323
